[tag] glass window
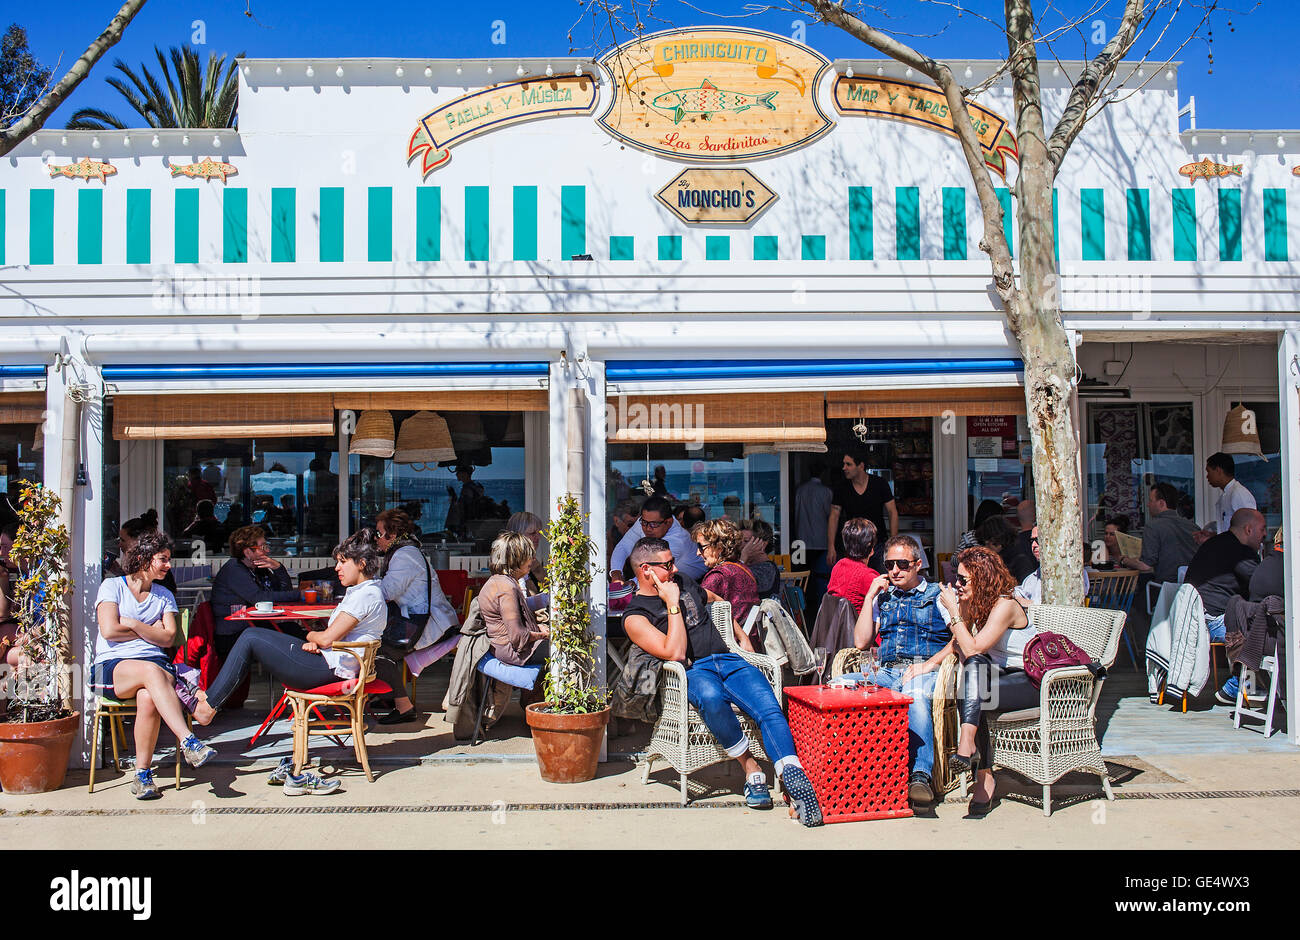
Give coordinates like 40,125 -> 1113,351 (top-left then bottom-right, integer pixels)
164,437 -> 339,559
1233,401 -> 1282,531
349,410 -> 525,554
1086,402 -> 1196,543
0,422 -> 42,510
965,415 -> 1032,530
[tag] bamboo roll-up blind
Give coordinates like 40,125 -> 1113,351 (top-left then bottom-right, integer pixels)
331,390 -> 548,412
826,387 -> 1026,419
113,393 -> 336,440
0,392 -> 46,425
607,392 -> 825,443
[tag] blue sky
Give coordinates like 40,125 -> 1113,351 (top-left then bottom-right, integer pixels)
14,1 -> 1298,131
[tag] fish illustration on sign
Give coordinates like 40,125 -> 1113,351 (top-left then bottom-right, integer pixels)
1292,165 -> 1299,177
651,79 -> 777,125
170,158 -> 238,182
47,158 -> 117,184
1179,158 -> 1243,183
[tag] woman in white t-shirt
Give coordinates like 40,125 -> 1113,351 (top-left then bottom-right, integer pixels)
93,532 -> 216,800
194,529 -> 387,726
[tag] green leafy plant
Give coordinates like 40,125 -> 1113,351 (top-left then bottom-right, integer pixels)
6,482 -> 74,723
539,493 -> 607,715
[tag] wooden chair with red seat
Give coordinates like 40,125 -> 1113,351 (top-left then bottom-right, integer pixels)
283,639 -> 389,781
436,569 -> 469,612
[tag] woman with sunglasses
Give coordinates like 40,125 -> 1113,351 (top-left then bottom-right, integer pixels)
691,518 -> 761,647
937,545 -> 1040,817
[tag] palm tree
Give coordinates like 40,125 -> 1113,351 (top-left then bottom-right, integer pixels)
65,45 -> 241,130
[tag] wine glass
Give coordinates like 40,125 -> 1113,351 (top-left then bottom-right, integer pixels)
862,648 -> 881,689
813,647 -> 830,684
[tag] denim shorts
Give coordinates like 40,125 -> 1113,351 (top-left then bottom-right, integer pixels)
90,655 -> 176,695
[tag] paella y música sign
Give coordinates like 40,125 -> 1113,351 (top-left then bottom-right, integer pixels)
598,26 -> 834,162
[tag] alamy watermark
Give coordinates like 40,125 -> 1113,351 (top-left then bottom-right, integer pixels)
605,394 -> 705,450
152,269 -> 262,319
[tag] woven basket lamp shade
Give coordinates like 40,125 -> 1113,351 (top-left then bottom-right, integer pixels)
1221,404 -> 1266,460
394,411 -> 457,465
348,410 -> 396,458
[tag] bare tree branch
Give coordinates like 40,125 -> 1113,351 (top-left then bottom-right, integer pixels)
0,0 -> 149,157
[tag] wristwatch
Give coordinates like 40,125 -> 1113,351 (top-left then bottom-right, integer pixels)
668,605 -> 681,615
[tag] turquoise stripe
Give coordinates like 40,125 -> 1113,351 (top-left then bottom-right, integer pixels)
942,187 -> 966,260
1052,189 -> 1059,262
1218,188 -> 1241,261
1126,188 -> 1151,261
319,187 -> 344,262
705,235 -> 729,260
996,188 -> 1013,258
174,189 -> 198,263
77,188 -> 102,264
465,186 -> 489,261
895,186 -> 919,260
367,186 -> 392,262
29,189 -> 53,265
271,188 -> 295,263
658,235 -> 681,261
1172,189 -> 1196,261
1263,189 -> 1287,262
801,235 -> 825,260
561,185 -> 586,259
849,186 -> 872,260
513,186 -> 538,261
416,186 -> 440,261
222,188 -> 247,263
609,235 -> 633,260
126,189 -> 150,264
753,235 -> 778,260
1081,188 -> 1105,260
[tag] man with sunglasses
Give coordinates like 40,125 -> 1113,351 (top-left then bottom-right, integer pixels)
851,535 -> 955,805
609,495 -> 707,581
622,537 -> 823,827
1014,526 -> 1090,608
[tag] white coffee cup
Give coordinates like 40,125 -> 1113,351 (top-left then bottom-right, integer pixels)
255,601 -> 274,613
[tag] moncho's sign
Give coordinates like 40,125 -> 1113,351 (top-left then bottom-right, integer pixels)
598,26 -> 834,162
655,168 -> 777,224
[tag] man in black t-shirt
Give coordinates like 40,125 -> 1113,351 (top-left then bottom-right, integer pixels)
1186,508 -> 1265,632
622,537 -> 823,827
827,447 -> 897,570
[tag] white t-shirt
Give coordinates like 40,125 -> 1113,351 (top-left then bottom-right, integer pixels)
1216,478 -> 1257,534
1014,568 -> 1090,605
323,578 -> 386,679
93,576 -> 179,665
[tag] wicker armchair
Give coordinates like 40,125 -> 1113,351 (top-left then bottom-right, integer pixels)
639,601 -> 785,805
986,604 -> 1126,816
830,647 -> 963,795
284,640 -> 387,782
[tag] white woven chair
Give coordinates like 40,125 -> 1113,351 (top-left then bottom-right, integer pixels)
986,604 -> 1126,816
639,601 -> 785,805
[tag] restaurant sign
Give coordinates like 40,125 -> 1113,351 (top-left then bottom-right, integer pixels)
408,75 -> 598,177
655,168 -> 776,224
833,76 -> 1019,180
597,27 -> 834,162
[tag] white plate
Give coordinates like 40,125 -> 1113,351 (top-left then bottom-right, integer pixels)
246,608 -> 285,617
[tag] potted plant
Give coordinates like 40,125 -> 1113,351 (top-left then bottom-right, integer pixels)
0,482 -> 80,794
524,493 -> 610,783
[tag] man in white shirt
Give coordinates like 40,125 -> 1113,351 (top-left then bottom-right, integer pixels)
1014,526 -> 1089,607
1206,452 -> 1257,536
609,496 -> 707,581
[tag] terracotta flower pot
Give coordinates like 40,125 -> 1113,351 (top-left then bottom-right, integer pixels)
0,711 -> 80,795
524,703 -> 610,784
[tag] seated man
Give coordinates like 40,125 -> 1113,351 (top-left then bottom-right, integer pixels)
1117,483 -> 1199,584
850,535 -> 954,805
1013,525 -> 1089,607
621,537 -> 823,827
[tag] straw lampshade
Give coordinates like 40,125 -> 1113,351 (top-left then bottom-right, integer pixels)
394,411 -> 457,465
1220,403 -> 1266,460
348,410 -> 395,458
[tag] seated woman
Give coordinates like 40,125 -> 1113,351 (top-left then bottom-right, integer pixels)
194,530 -> 388,795
372,508 -> 460,725
691,518 -> 761,645
936,545 -> 1039,818
975,515 -> 1037,583
825,517 -> 880,616
504,511 -> 548,595
92,532 -> 216,800
210,525 -> 304,667
738,519 -> 780,599
1101,515 -> 1131,568
478,532 -> 550,669
958,500 -> 1004,552
103,510 -> 177,595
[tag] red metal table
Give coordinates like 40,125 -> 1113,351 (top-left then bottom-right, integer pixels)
226,603 -> 338,624
785,684 -> 914,823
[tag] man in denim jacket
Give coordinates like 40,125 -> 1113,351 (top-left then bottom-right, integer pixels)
851,535 -> 954,805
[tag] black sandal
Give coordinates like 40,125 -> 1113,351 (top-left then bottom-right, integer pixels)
950,751 -> 981,774
378,707 -> 419,725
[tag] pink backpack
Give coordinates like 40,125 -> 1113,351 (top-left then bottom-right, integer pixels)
1022,632 -> 1104,688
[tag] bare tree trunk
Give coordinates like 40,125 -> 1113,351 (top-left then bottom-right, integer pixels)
0,0 -> 148,156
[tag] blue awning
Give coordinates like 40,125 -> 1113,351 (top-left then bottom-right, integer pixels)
0,365 -> 47,379
605,358 -> 1023,381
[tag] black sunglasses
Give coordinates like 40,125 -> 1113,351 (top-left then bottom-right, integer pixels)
883,558 -> 915,571
641,517 -> 671,529
642,559 -> 676,570
955,573 -> 970,587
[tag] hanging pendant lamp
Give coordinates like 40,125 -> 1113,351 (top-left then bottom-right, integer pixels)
1220,403 -> 1266,460
348,410 -> 395,458
394,411 -> 457,466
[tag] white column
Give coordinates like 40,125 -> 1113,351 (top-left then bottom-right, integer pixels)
119,438 -> 161,524
523,411 -> 549,523
1278,331 -> 1300,747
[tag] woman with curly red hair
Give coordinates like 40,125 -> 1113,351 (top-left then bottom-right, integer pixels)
936,545 -> 1040,817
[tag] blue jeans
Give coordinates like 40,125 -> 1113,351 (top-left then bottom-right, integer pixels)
845,663 -> 939,775
1207,614 -> 1226,642
686,653 -> 796,764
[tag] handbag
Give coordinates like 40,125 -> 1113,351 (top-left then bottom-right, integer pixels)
1022,631 -> 1105,688
382,549 -> 436,651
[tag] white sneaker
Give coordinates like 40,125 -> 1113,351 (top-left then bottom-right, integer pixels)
282,770 -> 341,796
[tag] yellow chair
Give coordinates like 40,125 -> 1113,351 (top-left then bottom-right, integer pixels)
767,553 -> 792,571
88,609 -> 192,794
460,588 -> 475,624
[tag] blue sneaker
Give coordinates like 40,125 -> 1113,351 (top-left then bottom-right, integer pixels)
179,733 -> 215,768
779,765 -> 823,828
266,756 -> 295,786
1215,676 -> 1239,706
130,768 -> 160,800
744,778 -> 773,810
